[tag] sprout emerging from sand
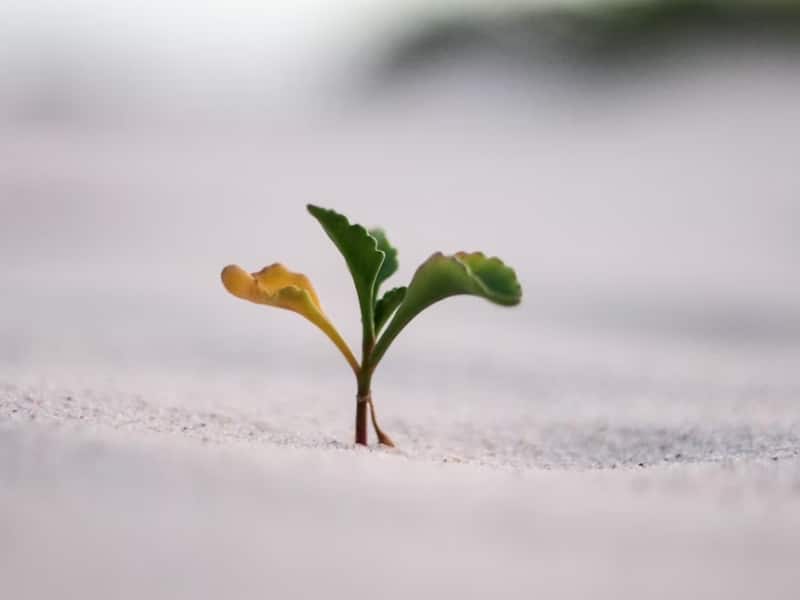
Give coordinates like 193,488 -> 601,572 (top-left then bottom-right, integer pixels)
221,205 -> 522,446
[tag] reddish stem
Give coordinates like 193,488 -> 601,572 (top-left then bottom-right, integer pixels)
355,394 -> 369,445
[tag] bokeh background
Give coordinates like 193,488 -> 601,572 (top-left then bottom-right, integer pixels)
2,0 -> 800,464
3,3 -> 800,599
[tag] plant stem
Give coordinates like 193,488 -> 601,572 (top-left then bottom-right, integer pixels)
355,336 -> 373,446
355,388 -> 369,446
355,347 -> 394,447
368,395 -> 395,447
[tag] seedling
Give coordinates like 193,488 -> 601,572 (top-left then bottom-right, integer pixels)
221,205 -> 522,446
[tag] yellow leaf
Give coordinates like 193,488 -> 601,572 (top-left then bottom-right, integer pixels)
221,263 -> 359,373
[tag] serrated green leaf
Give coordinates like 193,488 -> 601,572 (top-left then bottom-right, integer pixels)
369,228 -> 398,292
370,252 -> 521,366
374,286 -> 407,334
307,205 -> 385,342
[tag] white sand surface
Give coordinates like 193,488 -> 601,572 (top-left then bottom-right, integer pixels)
2,422 -> 800,600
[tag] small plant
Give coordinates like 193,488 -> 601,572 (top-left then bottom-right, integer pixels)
221,205 -> 522,446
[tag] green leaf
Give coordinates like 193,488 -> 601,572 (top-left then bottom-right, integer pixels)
374,286 -> 407,334
370,252 -> 521,366
369,228 -> 398,292
307,205 -> 385,342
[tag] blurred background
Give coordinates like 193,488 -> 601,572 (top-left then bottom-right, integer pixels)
2,0 -> 800,462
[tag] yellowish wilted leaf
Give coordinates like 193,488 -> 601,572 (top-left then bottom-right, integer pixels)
221,263 -> 358,373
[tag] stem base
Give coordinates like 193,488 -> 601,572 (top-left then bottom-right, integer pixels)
355,391 -> 394,447
355,394 -> 369,445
